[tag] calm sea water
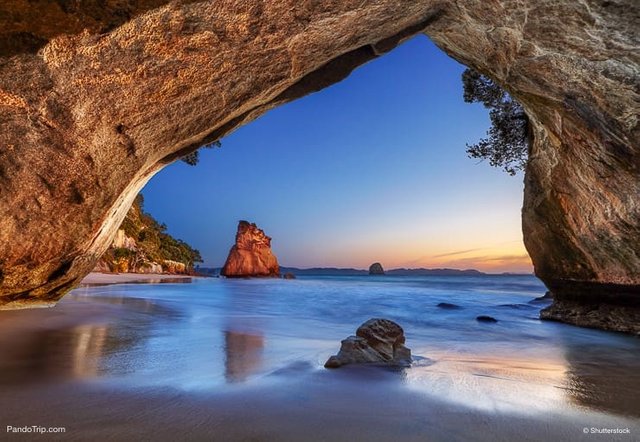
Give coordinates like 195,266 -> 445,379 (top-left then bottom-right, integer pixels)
1,275 -> 639,440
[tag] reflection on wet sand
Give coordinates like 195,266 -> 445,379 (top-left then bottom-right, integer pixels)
0,324 -> 113,384
80,277 -> 193,288
71,324 -> 109,378
224,331 -> 264,383
561,342 -> 640,418
404,352 -> 568,414
405,346 -> 640,419
66,290 -> 180,316
0,295 -> 180,385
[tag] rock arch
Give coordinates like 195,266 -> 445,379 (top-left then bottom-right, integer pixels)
0,1 -> 638,332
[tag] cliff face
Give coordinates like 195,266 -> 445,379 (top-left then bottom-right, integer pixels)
0,1 -> 638,332
221,221 -> 279,278
95,195 -> 201,275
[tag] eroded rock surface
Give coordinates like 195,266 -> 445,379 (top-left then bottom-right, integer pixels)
221,221 -> 279,278
0,0 -> 638,332
541,302 -> 640,335
324,318 -> 412,368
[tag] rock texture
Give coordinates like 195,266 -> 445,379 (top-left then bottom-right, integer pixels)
0,0 -> 638,331
369,262 -> 385,275
221,221 -> 279,278
112,229 -> 138,251
162,260 -> 187,274
541,302 -> 640,335
324,318 -> 412,368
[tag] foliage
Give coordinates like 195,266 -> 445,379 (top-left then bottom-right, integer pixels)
113,248 -> 133,260
462,68 -> 529,176
109,194 -> 203,272
181,140 -> 222,166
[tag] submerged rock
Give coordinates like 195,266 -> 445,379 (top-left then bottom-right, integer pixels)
221,221 -> 280,278
498,303 -> 536,310
324,318 -> 412,368
283,272 -> 296,280
476,315 -> 498,323
369,263 -> 385,275
437,302 -> 462,310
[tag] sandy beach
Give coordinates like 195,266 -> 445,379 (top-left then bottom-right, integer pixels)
0,275 -> 638,441
2,365 -> 636,442
80,272 -> 196,286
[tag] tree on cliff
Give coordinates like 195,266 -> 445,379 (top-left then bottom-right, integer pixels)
118,195 -> 203,269
181,140 -> 222,165
462,68 -> 529,176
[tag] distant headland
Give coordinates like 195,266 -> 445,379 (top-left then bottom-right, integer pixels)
282,267 -> 485,276
197,266 -> 531,277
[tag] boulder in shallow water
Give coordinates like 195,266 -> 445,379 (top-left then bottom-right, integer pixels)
324,318 -> 411,368
283,272 -> 296,279
476,315 -> 498,323
368,263 -> 385,275
437,302 -> 462,310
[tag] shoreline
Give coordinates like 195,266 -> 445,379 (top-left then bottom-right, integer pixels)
0,275 -> 637,440
80,272 -> 197,286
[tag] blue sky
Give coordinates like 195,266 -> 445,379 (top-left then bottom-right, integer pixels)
141,35 -> 531,273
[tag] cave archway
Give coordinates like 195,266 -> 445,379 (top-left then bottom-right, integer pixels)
0,1 -> 638,332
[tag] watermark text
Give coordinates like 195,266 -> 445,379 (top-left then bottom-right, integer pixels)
7,425 -> 66,434
583,427 -> 631,435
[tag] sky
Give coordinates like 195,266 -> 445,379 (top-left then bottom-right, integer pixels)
141,35 -> 533,273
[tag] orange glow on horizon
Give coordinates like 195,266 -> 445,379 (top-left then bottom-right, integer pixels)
284,240 -> 534,274
381,248 -> 533,274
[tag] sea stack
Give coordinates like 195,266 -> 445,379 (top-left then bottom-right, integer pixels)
221,221 -> 280,278
369,262 -> 385,275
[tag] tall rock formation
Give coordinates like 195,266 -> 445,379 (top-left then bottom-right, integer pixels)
221,221 -> 280,278
0,1 -> 637,332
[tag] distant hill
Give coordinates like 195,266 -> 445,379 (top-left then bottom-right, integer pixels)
280,267 -> 368,276
385,268 -> 485,276
197,266 -> 490,277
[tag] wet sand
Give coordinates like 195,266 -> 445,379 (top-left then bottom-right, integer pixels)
1,366 -> 636,442
80,272 -> 195,286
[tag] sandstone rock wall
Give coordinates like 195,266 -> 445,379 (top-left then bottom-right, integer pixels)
162,260 -> 187,274
221,221 -> 279,278
0,1 -> 637,332
112,229 -> 137,251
